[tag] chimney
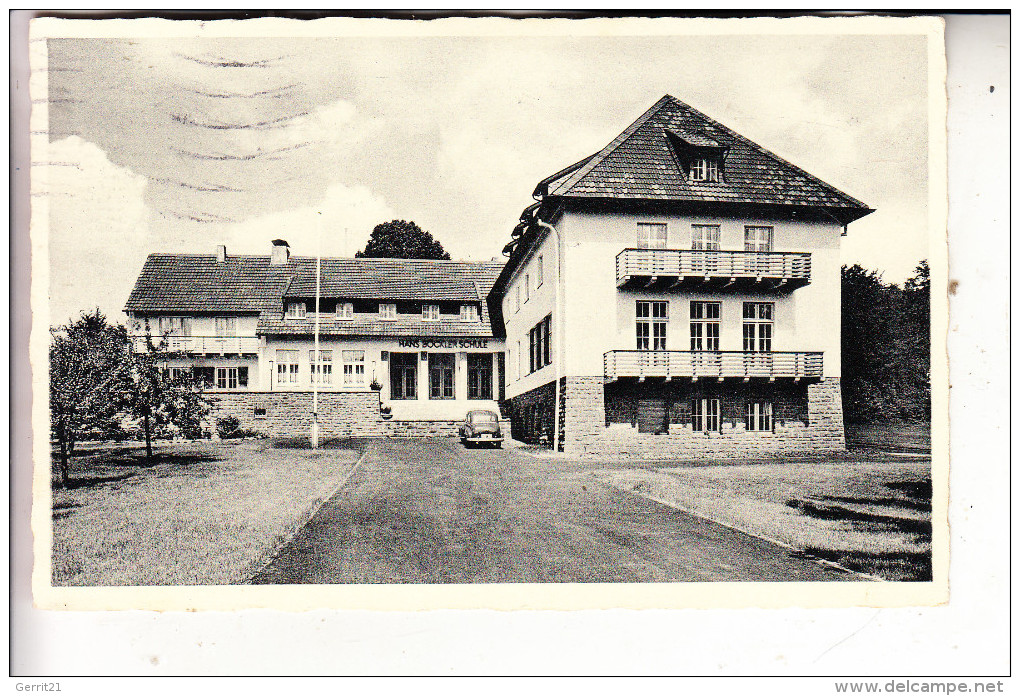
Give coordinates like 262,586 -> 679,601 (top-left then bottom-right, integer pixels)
271,239 -> 290,265
215,245 -> 227,263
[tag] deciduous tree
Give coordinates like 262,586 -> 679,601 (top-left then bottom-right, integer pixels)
355,219 -> 451,260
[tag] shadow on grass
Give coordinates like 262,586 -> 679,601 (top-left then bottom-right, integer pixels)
271,437 -> 363,451
817,494 -> 931,513
804,547 -> 932,582
52,472 -> 134,491
886,479 -> 932,503
785,499 -> 931,536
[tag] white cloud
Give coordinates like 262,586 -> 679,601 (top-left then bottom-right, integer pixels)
45,136 -> 150,325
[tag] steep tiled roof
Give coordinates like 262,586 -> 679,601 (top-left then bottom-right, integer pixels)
125,254 -> 504,315
535,94 -> 871,219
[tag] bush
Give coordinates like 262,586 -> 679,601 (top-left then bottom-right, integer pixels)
216,415 -> 242,439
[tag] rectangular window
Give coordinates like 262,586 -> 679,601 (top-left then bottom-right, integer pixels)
515,286 -> 521,312
215,367 -> 238,390
285,302 -> 306,319
692,398 -> 721,433
516,340 -> 522,379
253,406 -> 267,419
422,304 -> 440,321
309,350 -> 333,386
158,316 -> 192,336
276,349 -> 299,384
527,315 -> 552,373
745,401 -> 773,432
743,302 -> 774,352
428,353 -> 455,399
214,317 -> 237,337
467,354 -> 493,400
637,222 -> 668,249
691,224 -> 721,251
542,315 -> 551,367
690,301 -> 721,351
536,256 -> 544,287
524,274 -> 530,302
460,304 -> 479,322
341,350 -> 365,386
389,352 -> 418,400
744,226 -> 774,252
636,301 -> 668,351
379,303 -> 397,320
337,302 -> 354,320
690,159 -> 720,183
168,367 -> 190,381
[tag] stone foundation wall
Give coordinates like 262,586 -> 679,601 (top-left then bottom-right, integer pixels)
505,380 -> 557,445
561,376 -> 846,458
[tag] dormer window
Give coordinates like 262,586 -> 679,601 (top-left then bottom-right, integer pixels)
379,303 -> 397,320
423,304 -> 440,321
690,158 -> 720,183
285,302 -> 306,319
337,302 -> 354,320
460,304 -> 479,322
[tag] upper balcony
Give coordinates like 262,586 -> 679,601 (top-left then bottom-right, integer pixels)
604,350 -> 823,382
616,249 -> 811,292
130,335 -> 260,356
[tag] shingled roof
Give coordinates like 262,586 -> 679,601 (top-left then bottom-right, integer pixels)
533,94 -> 871,220
125,253 -> 504,315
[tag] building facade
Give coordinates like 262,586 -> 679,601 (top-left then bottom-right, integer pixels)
125,241 -> 506,439
488,95 -> 873,457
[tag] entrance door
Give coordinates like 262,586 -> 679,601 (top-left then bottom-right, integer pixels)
389,352 -> 417,399
637,397 -> 667,434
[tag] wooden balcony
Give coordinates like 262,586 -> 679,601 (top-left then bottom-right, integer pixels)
616,248 -> 811,291
131,335 -> 260,356
604,350 -> 823,382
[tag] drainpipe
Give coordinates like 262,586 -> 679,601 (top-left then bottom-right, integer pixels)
533,218 -> 562,451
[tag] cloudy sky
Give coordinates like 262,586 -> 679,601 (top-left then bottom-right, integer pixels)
38,22 -> 931,325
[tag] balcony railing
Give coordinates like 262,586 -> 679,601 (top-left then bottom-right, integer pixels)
616,249 -> 811,291
604,350 -> 823,381
131,335 -> 260,355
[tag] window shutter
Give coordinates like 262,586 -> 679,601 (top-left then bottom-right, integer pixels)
238,366 -> 248,387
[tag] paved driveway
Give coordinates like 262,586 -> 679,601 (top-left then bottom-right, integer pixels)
250,438 -> 852,583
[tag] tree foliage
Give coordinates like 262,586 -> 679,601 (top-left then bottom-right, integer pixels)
355,219 -> 451,260
841,261 -> 930,423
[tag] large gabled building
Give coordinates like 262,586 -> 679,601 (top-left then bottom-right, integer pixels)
488,94 -> 872,457
125,240 -> 506,438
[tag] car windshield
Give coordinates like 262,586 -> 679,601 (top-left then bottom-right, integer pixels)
468,412 -> 497,423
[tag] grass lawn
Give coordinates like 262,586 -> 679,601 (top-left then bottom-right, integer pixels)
846,421 -> 931,454
50,438 -> 361,586
589,456 -> 931,582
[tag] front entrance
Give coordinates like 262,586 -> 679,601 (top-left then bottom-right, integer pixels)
389,352 -> 417,400
637,397 -> 667,434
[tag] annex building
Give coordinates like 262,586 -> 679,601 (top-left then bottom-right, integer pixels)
488,94 -> 873,457
124,241 -> 505,439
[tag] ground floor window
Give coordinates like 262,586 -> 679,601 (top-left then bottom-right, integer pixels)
745,401 -> 773,432
276,349 -> 299,385
691,398 -> 721,433
342,350 -> 365,386
310,350 -> 333,386
390,352 -> 417,399
467,353 -> 493,400
216,367 -> 237,389
429,353 -> 455,399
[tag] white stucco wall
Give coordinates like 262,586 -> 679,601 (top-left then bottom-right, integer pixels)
558,209 -> 843,379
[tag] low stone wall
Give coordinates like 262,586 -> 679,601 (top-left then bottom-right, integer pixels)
505,380 -> 557,445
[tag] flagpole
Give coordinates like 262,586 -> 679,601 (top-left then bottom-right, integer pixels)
312,212 -> 321,449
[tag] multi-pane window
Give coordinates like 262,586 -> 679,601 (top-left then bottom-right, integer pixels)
158,316 -> 192,336
460,304 -> 479,322
691,224 -> 721,250
467,354 -> 493,400
285,302 -> 306,319
341,350 -> 365,386
743,302 -> 774,352
524,274 -> 530,302
379,303 -> 397,320
337,302 -> 354,320
745,401 -> 773,432
690,158 -> 720,182
309,350 -> 333,385
422,304 -> 440,321
692,398 -> 721,432
428,353 -> 455,399
515,286 -> 521,312
689,301 -> 721,351
389,353 -> 418,400
536,255 -> 544,287
637,222 -> 668,249
215,367 -> 238,390
528,315 -> 552,373
276,349 -> 299,384
636,301 -> 668,350
744,226 -> 774,252
168,367 -> 190,381
214,317 -> 237,337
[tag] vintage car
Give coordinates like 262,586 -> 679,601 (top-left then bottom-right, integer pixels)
458,409 -> 503,448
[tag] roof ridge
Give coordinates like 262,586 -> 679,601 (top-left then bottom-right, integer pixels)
672,97 -> 869,209
548,94 -> 675,196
